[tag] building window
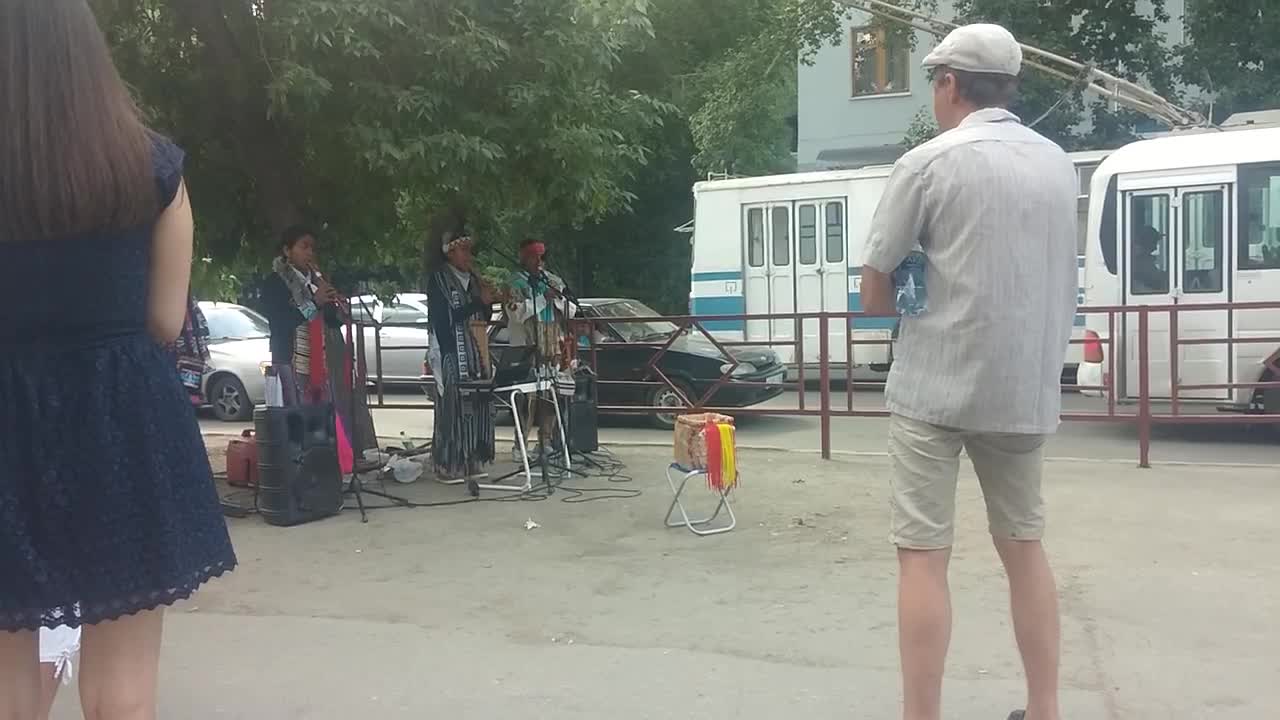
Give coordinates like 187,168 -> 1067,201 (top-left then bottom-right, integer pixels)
851,26 -> 910,97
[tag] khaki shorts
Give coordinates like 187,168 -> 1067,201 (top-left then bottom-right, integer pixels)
888,414 -> 1047,550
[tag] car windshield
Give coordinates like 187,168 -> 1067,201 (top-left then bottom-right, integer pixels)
592,300 -> 679,343
204,307 -> 270,341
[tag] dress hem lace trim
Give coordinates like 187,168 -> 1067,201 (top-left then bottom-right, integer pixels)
0,559 -> 236,632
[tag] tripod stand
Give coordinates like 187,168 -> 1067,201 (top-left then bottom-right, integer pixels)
345,299 -> 409,522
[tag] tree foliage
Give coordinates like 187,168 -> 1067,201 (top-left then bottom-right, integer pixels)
1178,1 -> 1280,123
101,1 -> 1106,311
91,0 -> 671,292
952,0 -> 1176,149
902,107 -> 939,150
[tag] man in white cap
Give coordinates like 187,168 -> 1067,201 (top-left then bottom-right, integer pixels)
860,23 -> 1077,720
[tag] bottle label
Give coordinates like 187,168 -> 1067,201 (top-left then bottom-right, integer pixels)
893,251 -> 928,317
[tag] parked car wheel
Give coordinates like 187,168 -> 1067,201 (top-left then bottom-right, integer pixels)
209,374 -> 253,422
649,379 -> 694,431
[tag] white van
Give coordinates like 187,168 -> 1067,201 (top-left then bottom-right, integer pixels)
688,151 -> 1108,376
1077,127 -> 1280,414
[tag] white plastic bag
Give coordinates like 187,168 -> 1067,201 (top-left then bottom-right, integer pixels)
387,455 -> 423,485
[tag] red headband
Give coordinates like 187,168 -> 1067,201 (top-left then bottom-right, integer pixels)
522,242 -> 546,258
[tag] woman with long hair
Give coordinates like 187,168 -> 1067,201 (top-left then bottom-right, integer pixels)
0,2 -> 237,718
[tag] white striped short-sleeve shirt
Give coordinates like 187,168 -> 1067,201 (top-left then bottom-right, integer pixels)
863,108 -> 1078,435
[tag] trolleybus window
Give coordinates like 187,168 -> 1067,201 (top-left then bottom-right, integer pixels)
1130,194 -> 1170,295
771,206 -> 790,266
825,203 -> 844,263
746,208 -> 765,267
1240,163 -> 1280,270
798,204 -> 818,265
1099,176 -> 1119,275
1182,190 -> 1224,293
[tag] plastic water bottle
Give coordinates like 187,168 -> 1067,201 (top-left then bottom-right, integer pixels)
893,250 -> 928,317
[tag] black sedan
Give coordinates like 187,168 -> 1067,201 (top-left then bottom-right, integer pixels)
488,297 -> 786,429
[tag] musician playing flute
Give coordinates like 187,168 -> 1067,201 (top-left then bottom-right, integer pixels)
261,224 -> 344,407
504,238 -> 578,466
425,231 -> 497,487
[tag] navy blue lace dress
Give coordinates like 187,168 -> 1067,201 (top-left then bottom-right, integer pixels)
0,138 -> 237,632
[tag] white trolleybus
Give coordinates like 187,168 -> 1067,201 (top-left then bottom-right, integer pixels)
1077,126 -> 1280,416
688,150 -> 1110,378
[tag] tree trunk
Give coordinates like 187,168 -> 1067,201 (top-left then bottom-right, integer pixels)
170,0 -> 304,241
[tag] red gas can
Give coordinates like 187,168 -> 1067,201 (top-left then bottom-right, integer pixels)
225,430 -> 259,488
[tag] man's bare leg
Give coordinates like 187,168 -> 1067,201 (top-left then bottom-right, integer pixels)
898,547 -> 953,720
994,539 -> 1060,720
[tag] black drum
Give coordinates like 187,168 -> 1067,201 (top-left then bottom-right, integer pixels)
254,405 -> 343,527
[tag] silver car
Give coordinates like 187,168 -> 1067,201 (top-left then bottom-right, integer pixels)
199,302 -> 271,421
349,293 -> 433,385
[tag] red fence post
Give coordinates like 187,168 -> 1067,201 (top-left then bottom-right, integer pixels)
1137,307 -> 1152,468
846,313 -> 855,412
819,314 -> 831,460
1107,310 -> 1116,417
796,315 -> 806,412
1169,307 -> 1180,416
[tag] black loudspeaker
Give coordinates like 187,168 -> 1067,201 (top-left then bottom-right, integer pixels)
254,405 -> 344,527
569,370 -> 599,453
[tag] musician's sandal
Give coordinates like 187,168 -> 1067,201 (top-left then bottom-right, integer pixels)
1006,711 -> 1025,720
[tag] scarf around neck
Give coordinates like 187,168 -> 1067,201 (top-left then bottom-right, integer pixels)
272,256 -> 327,393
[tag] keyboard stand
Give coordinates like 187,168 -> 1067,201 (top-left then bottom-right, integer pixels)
463,379 -> 571,494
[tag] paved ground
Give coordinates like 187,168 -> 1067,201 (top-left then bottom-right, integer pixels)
202,388 -> 1280,466
51,444 -> 1280,719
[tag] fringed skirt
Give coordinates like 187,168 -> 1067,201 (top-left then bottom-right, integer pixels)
432,355 -> 495,477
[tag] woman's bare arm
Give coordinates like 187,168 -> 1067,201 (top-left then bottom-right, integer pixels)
147,179 -> 194,343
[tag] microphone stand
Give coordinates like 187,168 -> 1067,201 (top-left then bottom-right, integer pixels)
513,257 -> 604,474
334,288 -> 409,521
490,249 -> 606,475
488,248 -> 584,488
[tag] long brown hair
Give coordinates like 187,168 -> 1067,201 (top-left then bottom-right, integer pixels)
0,0 -> 157,242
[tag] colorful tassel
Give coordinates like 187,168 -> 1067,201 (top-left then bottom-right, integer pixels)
718,423 -> 738,491
704,420 -> 739,492
705,419 -> 723,489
